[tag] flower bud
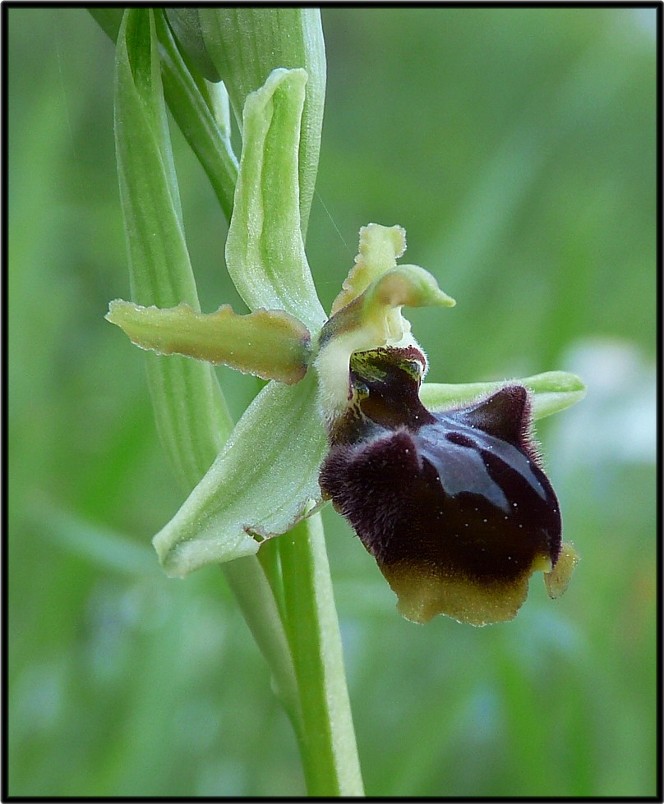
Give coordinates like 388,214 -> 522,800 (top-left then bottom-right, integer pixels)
320,347 -> 576,626
166,9 -> 326,236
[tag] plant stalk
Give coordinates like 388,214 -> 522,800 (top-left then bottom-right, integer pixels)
279,513 -> 364,796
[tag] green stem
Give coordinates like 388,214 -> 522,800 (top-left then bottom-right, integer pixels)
279,513 -> 364,796
258,536 -> 288,622
221,557 -> 300,728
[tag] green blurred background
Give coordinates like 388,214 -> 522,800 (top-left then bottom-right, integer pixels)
8,7 -> 657,797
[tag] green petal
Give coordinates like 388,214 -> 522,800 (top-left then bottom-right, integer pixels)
316,226 -> 455,423
153,371 -> 327,577
106,299 -> 311,384
226,68 -> 326,332
322,225 -> 455,349
330,222 -> 407,314
361,264 -> 456,333
420,371 -> 586,420
320,263 -> 454,358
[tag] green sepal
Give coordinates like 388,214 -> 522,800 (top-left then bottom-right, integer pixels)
226,68 -> 326,333
419,370 -> 586,420
106,299 -> 312,384
153,371 -> 327,577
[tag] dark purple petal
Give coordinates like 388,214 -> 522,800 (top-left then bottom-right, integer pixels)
319,347 -> 568,625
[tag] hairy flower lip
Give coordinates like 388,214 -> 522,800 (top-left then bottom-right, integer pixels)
321,387 -> 561,578
319,345 -> 571,625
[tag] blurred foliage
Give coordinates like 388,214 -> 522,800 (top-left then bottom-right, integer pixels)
8,7 -> 657,797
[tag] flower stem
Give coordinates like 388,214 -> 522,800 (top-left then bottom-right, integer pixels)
278,513 -> 364,796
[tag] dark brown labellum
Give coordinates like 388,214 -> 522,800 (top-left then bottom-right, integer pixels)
319,347 -> 568,625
